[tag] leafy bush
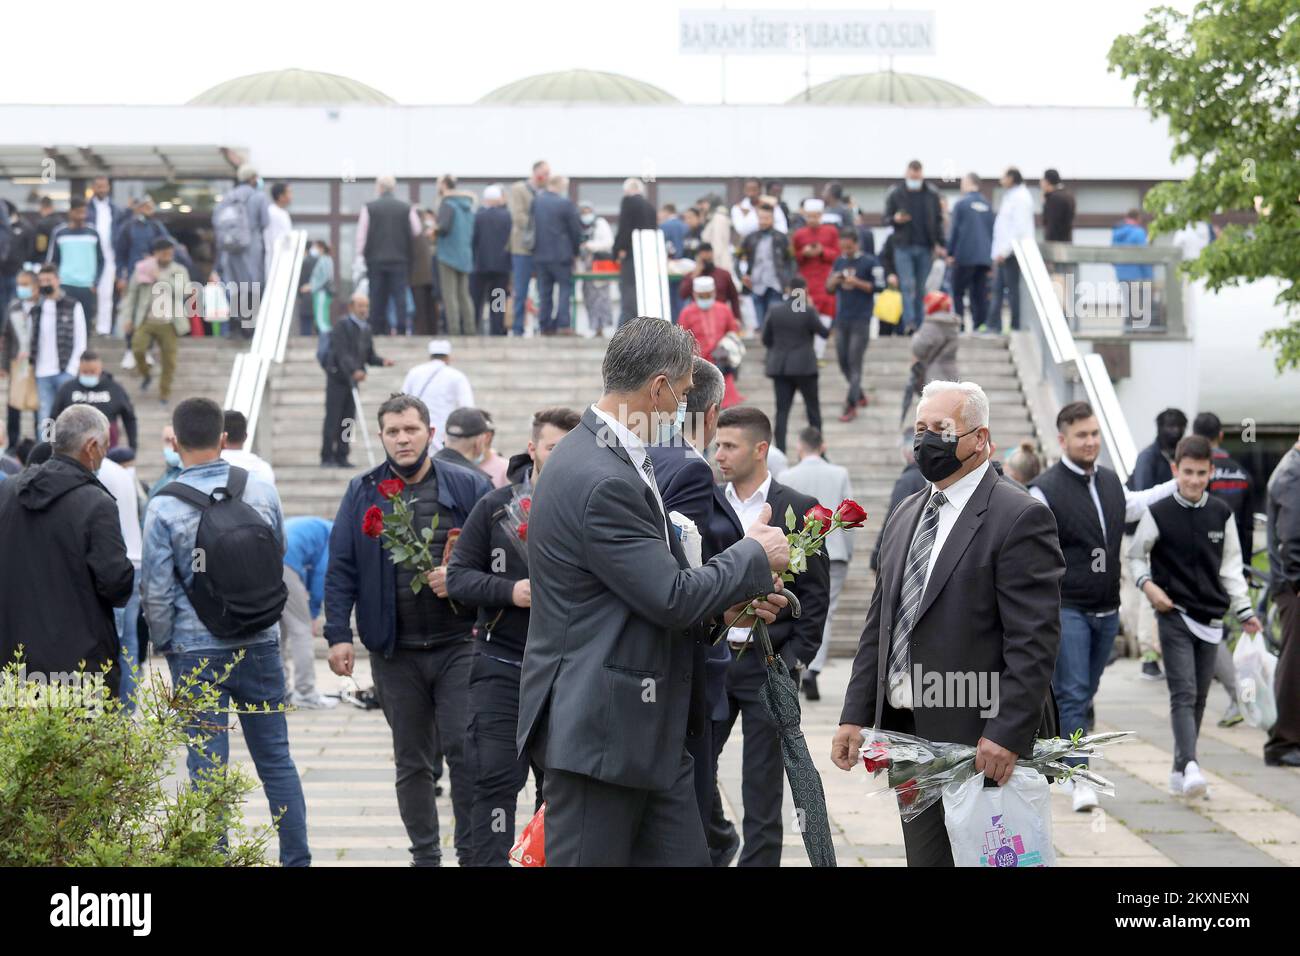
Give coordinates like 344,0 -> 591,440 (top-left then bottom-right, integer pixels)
0,651 -> 274,866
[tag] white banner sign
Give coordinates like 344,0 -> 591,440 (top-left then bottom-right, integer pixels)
680,9 -> 935,56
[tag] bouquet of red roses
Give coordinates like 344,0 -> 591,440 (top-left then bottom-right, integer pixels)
501,485 -> 532,557
362,477 -> 443,595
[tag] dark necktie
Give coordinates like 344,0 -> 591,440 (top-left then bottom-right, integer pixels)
887,491 -> 948,695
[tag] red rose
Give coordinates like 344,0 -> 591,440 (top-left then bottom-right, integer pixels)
861,748 -> 891,774
441,528 -> 462,565
834,499 -> 868,529
897,779 -> 920,807
804,504 -> 834,533
362,506 -> 385,539
377,478 -> 406,500
520,497 -> 531,514
517,522 -> 528,543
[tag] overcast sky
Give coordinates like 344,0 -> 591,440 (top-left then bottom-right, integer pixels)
6,0 -> 1195,107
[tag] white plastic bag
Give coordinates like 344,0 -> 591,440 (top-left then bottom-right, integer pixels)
1233,631 -> 1278,730
942,766 -> 1055,867
203,281 -> 231,324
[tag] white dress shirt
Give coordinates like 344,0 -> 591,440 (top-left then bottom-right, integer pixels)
1028,458 -> 1178,542
402,359 -> 475,451
589,403 -> 670,544
723,474 -> 773,644
992,183 -> 1035,259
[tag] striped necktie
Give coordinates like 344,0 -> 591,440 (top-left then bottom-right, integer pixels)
887,491 -> 947,695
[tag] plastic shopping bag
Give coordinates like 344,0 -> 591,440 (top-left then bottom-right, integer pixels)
203,281 -> 231,325
509,802 -> 546,867
942,767 -> 1055,867
873,287 -> 903,325
1233,631 -> 1278,730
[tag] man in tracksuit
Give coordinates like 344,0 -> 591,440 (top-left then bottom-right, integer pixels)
1128,435 -> 1262,800
325,393 -> 491,867
445,405 -> 580,865
47,198 -> 104,323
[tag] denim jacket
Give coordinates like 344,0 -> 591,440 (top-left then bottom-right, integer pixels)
141,458 -> 286,654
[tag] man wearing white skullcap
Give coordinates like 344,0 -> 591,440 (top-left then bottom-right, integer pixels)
792,196 -> 840,352
401,339 -> 476,449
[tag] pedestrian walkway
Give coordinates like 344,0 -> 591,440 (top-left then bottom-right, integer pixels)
178,648 -> 1299,866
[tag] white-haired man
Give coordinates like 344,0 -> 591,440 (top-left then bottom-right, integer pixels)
613,177 -> 658,327
0,403 -> 134,693
357,175 -> 423,337
831,380 -> 1065,866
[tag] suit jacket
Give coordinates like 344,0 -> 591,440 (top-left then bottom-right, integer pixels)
326,315 -> 383,382
761,298 -> 829,378
705,477 -> 831,668
778,455 -> 855,563
517,408 -> 772,791
648,438 -> 733,722
613,194 -> 658,258
841,464 -> 1064,755
532,190 -> 583,265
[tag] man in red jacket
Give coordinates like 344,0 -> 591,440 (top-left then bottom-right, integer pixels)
792,198 -> 839,322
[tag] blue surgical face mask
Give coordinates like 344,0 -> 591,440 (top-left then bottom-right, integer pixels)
580,213 -> 595,226
695,296 -> 714,310
905,177 -> 923,191
78,374 -> 100,388
163,448 -> 182,468
15,286 -> 32,300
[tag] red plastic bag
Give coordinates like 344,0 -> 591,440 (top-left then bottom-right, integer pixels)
509,802 -> 546,867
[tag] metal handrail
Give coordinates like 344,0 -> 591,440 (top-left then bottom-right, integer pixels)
1012,237 -> 1139,484
222,229 -> 306,451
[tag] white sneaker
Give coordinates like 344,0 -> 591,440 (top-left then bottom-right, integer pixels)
1168,771 -> 1184,796
1072,780 -> 1100,812
289,691 -> 338,710
121,350 -> 136,370
1181,761 -> 1208,799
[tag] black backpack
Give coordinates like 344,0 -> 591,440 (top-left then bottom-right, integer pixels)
156,467 -> 288,639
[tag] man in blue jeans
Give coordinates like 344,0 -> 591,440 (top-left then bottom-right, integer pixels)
1027,400 -> 1175,812
508,161 -> 550,335
141,397 -> 309,866
882,161 -> 944,334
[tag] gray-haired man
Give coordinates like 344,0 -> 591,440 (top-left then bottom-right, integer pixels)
518,318 -> 792,865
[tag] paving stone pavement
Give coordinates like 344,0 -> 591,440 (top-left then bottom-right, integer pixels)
160,649 -> 1298,867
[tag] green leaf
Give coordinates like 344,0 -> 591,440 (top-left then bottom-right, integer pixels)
410,576 -> 424,594
784,505 -> 796,532
421,526 -> 434,542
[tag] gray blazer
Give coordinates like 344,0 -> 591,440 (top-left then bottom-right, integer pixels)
778,455 -> 856,563
517,407 -> 773,791
840,463 -> 1064,755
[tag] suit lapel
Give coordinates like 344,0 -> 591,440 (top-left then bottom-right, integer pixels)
914,466 -> 998,623
712,484 -> 745,540
584,408 -> 677,548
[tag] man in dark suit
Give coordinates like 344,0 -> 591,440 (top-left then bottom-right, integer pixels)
704,405 -> 830,866
320,292 -> 393,467
613,178 -> 658,328
831,380 -> 1065,866
532,176 -> 583,336
647,357 -> 731,844
761,277 -> 829,452
518,319 -> 792,866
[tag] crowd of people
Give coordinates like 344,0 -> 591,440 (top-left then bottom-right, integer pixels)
0,165 -> 1295,870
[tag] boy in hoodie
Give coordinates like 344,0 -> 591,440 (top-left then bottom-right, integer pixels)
446,405 -> 580,865
0,404 -> 133,693
50,350 -> 138,451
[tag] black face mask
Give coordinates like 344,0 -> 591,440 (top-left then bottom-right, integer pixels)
914,428 -> 978,483
700,261 -> 715,274
39,285 -> 55,296
386,445 -> 429,480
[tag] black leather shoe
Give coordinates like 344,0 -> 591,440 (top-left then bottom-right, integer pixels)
1265,749 -> 1300,768
711,827 -> 740,868
802,672 -> 820,701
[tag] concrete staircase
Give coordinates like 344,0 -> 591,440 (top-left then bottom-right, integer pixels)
262,331 -> 1039,657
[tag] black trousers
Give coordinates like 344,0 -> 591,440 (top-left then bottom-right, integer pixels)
884,703 -> 955,866
618,257 -> 638,327
540,749 -> 710,866
1266,590 -> 1300,760
708,648 -> 785,867
474,271 -> 510,336
835,316 -> 870,406
952,264 -> 990,330
370,641 -> 473,866
368,262 -> 410,336
411,283 -> 436,336
321,375 -> 354,465
464,651 -> 544,866
990,256 -> 1022,331
771,374 -> 821,453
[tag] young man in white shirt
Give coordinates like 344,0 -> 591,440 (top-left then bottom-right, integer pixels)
264,183 -> 293,276
989,167 -> 1036,333
219,409 -> 276,487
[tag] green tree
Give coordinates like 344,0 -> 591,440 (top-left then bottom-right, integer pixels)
1109,1 -> 1300,370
